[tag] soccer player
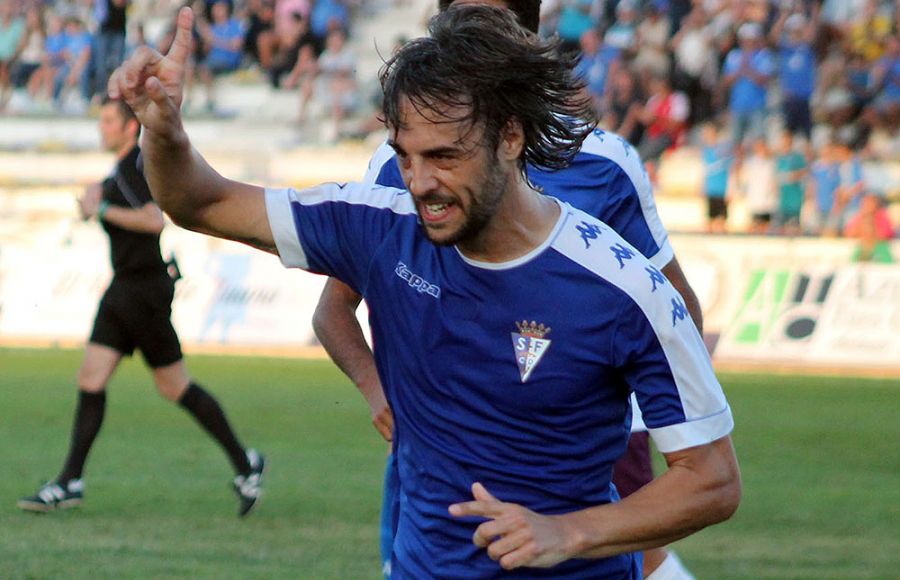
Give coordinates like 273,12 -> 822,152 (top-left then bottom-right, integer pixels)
109,6 -> 741,577
313,1 -> 704,578
16,97 -> 265,517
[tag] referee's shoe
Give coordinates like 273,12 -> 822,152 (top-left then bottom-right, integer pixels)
17,479 -> 84,513
233,449 -> 266,517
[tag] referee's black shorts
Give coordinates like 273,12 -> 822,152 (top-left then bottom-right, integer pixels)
89,275 -> 183,368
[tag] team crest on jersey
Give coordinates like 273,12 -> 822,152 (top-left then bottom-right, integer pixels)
511,320 -> 552,383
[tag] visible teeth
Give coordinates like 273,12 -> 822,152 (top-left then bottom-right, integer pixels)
426,203 -> 448,214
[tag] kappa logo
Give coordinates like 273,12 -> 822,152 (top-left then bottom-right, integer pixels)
511,320 -> 552,383
394,262 -> 441,298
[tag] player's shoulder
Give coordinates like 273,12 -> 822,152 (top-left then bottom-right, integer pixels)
551,204 -> 665,304
574,129 -> 653,196
363,140 -> 398,186
277,181 -> 414,216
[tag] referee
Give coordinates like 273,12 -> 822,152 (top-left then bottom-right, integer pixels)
17,98 -> 265,517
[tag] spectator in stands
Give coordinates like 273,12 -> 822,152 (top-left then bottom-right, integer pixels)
602,63 -> 644,145
10,6 -> 45,99
774,131 -> 807,235
633,1 -> 670,79
771,11 -> 817,141
574,28 -> 618,116
0,1 -> 25,110
721,22 -> 773,152
635,71 -> 690,171
315,26 -> 356,140
864,34 -> 900,132
92,0 -> 129,105
270,11 -> 315,88
844,192 -> 895,262
604,0 -> 639,54
30,12 -> 66,106
310,0 -> 350,51
198,0 -> 244,112
670,7 -> 717,128
244,0 -> 275,69
738,137 -> 778,234
555,0 -> 597,55
701,122 -> 733,234
54,16 -> 92,110
806,140 -> 844,235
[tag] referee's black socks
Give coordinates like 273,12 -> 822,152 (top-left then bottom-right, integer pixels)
178,382 -> 252,475
59,390 -> 107,484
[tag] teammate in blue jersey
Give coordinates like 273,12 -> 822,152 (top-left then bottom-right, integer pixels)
110,5 -> 740,578
314,1 -> 703,578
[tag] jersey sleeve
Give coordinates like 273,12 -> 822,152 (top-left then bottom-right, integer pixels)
265,183 -> 413,293
612,280 -> 732,453
577,132 -> 674,268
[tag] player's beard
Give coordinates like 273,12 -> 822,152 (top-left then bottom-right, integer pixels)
420,152 -> 509,247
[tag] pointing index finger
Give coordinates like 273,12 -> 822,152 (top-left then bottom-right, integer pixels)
167,7 -> 194,66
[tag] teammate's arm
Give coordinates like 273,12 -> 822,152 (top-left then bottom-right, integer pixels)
661,257 -> 703,333
108,8 -> 274,254
450,436 -> 740,569
312,278 -> 393,442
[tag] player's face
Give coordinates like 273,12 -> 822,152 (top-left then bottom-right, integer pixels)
389,98 -> 513,247
98,104 -> 129,152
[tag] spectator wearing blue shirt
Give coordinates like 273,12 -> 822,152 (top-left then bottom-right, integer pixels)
198,0 -> 244,112
806,141 -> 843,235
864,35 -> 900,132
556,0 -> 597,55
574,29 -> 619,114
701,123 -> 733,233
771,12 -> 817,140
310,0 -> 349,49
721,22 -> 773,151
91,0 -> 129,104
54,17 -> 92,108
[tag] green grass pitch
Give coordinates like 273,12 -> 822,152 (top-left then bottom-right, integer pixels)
2,348 -> 898,578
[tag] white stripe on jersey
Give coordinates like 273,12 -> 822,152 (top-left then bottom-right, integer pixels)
363,141 -> 398,186
265,183 -> 414,269
552,204 -> 732,453
578,131 -> 674,268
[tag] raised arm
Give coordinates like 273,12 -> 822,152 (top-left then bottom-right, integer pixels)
312,278 -> 393,442
108,8 -> 274,253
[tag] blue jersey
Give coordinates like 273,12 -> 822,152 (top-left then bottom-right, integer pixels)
365,129 -> 673,269
266,185 -> 733,579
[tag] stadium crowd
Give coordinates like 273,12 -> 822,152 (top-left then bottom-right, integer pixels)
0,0 -> 897,246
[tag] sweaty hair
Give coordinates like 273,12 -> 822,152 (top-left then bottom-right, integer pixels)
381,5 -> 595,172
102,96 -> 141,138
437,0 -> 541,33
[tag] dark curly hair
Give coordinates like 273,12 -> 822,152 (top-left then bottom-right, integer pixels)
437,0 -> 541,33
381,4 -> 596,172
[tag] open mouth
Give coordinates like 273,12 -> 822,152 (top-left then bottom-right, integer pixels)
420,201 -> 455,223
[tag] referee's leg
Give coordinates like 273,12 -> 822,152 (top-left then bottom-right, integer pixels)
154,358 -> 266,517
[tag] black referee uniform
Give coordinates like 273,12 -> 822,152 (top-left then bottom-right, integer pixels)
89,145 -> 182,367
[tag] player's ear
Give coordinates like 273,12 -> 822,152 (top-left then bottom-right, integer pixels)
498,118 -> 525,163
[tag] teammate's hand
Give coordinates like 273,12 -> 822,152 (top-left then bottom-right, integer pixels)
108,7 -> 193,139
360,379 -> 393,442
449,482 -> 577,570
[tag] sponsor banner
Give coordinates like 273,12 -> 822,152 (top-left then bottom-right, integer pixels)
687,235 -> 900,369
0,212 -> 370,350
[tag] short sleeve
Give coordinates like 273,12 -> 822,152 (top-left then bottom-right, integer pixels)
265,183 -> 414,293
613,286 -> 733,453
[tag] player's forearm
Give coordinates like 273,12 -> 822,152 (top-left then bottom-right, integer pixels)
564,436 -> 741,559
312,282 -> 381,396
140,131 -> 226,231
